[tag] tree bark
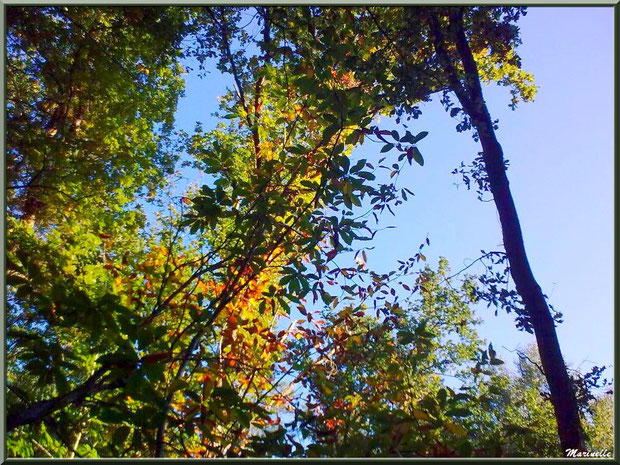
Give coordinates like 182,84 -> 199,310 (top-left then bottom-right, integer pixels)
7,365 -> 129,432
428,10 -> 584,454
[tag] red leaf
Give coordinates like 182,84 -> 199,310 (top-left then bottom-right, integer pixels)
141,352 -> 169,364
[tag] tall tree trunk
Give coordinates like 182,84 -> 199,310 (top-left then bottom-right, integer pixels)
428,10 -> 584,454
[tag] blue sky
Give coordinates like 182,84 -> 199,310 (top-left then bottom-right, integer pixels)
172,7 -> 614,377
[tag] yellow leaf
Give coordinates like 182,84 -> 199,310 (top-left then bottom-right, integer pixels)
445,421 -> 467,437
412,409 -> 431,422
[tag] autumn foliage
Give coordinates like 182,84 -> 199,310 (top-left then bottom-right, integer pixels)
6,6 -> 611,458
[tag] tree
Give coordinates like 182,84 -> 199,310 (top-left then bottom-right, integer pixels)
7,6 -> 187,225
254,6 -> 583,452
6,6 -> 607,458
285,259 -> 488,457
585,394 -> 613,452
425,8 -> 583,451
469,344 -> 613,457
6,8 -> 190,455
7,5 -> 417,456
467,345 -> 560,457
253,264 -> 600,458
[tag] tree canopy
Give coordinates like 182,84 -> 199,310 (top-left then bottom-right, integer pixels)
5,6 -> 612,458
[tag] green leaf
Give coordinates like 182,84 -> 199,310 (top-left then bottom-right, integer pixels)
343,194 -> 353,209
169,378 -> 189,393
345,130 -> 361,145
381,143 -> 394,153
446,408 -> 472,418
387,362 -> 400,373
350,158 -> 366,173
357,171 -> 376,180
452,393 -> 470,402
54,368 -> 70,394
413,131 -> 429,143
212,387 -> 239,402
410,147 -> 424,166
322,123 -> 340,143
277,297 -> 291,313
236,409 -> 252,428
438,388 -> 447,407
459,440 -> 473,457
131,430 -> 143,450
397,330 -> 415,345
143,362 -> 165,383
400,131 -> 415,143
296,76 -> 318,94
97,406 -> 125,424
112,425 -> 131,445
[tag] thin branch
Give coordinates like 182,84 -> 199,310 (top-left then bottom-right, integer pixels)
32,439 -> 54,458
205,7 -> 252,127
427,12 -> 473,111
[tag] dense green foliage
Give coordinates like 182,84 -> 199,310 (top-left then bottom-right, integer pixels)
6,6 -> 612,458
